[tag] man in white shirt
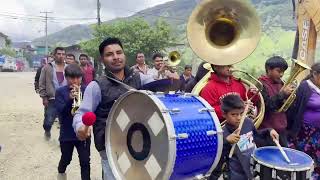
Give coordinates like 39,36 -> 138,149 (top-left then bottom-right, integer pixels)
147,53 -> 179,80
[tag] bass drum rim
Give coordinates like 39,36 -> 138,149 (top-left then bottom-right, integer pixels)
105,90 -> 223,179
105,90 -> 176,180
192,71 -> 265,128
196,94 -> 224,176
251,146 -> 314,172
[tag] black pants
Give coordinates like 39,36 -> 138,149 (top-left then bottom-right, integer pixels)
58,139 -> 91,180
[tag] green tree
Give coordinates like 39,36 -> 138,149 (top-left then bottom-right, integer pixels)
0,47 -> 16,57
80,18 -> 176,74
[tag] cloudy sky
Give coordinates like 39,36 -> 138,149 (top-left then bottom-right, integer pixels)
0,0 -> 172,41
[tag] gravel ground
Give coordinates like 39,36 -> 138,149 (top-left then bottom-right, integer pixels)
0,72 -> 101,180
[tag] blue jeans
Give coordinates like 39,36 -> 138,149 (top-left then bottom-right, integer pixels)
43,99 -> 57,132
99,150 -> 115,180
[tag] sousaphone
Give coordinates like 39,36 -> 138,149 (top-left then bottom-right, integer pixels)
188,0 -> 265,127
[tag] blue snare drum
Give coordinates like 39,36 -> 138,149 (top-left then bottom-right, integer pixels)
106,90 -> 223,180
251,146 -> 314,180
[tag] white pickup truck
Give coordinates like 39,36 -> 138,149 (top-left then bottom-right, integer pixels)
2,57 -> 17,72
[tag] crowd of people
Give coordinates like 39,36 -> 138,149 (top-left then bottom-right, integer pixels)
33,37 -> 320,180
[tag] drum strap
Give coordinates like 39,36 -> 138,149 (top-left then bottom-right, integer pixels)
106,76 -> 136,91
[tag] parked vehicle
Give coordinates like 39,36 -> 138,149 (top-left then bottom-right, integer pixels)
2,57 -> 17,72
0,55 -> 5,72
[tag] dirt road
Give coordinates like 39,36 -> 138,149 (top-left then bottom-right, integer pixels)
0,72 -> 101,180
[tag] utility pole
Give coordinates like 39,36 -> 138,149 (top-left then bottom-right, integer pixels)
97,0 -> 101,26
40,11 -> 53,57
96,0 -> 102,76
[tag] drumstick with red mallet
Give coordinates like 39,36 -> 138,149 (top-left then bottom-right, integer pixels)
82,112 -> 96,146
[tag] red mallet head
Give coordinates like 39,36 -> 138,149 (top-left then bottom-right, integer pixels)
82,112 -> 96,126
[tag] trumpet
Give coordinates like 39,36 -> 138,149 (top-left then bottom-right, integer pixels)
163,51 -> 181,73
168,51 -> 181,67
71,85 -> 82,116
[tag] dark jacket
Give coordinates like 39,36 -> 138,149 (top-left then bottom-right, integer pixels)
34,66 -> 43,93
259,75 -> 288,132
93,67 -> 141,151
55,85 -> 86,141
287,80 -> 312,138
223,118 -> 273,180
179,74 -> 194,91
185,62 -> 209,93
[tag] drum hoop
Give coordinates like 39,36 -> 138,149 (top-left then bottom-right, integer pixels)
106,90 -> 138,179
251,146 -> 314,172
196,95 -> 224,177
106,90 -> 177,180
147,91 -> 177,179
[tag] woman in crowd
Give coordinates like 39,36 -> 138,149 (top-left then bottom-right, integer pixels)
287,62 -> 320,178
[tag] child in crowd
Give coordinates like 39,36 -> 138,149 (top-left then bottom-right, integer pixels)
221,94 -> 278,180
258,56 -> 294,146
55,64 -> 91,180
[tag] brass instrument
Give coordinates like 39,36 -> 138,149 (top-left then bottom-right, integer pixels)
188,0 -> 265,127
163,51 -> 181,73
192,65 -> 265,127
168,51 -> 181,67
187,0 -> 261,65
277,60 -> 310,112
71,85 -> 82,116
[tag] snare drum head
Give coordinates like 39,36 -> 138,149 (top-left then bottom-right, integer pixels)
253,146 -> 314,171
106,91 -> 175,180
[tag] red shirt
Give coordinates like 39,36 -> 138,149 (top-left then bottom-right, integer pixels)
200,73 -> 247,121
82,65 -> 94,86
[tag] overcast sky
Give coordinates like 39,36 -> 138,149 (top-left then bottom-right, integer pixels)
0,0 -> 173,41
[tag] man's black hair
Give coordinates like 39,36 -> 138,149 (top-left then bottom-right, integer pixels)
152,53 -> 163,60
185,65 -> 192,70
54,47 -> 65,55
136,52 -> 144,59
99,37 -> 123,56
65,64 -> 83,78
66,54 -> 75,59
221,94 -> 244,113
265,56 -> 288,73
79,53 -> 89,60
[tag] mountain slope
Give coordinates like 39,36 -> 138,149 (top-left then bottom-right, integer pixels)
32,0 -> 295,46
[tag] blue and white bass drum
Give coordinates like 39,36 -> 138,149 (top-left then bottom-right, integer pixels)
105,90 -> 223,180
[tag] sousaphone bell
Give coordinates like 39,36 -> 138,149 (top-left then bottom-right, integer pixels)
187,0 -> 261,65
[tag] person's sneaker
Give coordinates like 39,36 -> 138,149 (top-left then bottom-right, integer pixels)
44,131 -> 51,140
57,173 -> 67,180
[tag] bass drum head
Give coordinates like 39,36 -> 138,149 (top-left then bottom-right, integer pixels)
106,91 -> 176,180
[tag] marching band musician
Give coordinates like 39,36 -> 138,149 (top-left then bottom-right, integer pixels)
147,53 -> 179,81
73,37 -> 141,180
219,94 -> 278,180
200,64 -> 256,121
287,63 -> 320,179
55,64 -> 90,180
258,56 -> 293,146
